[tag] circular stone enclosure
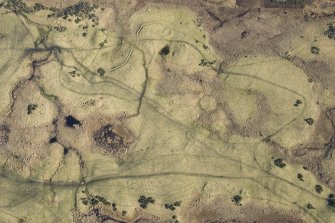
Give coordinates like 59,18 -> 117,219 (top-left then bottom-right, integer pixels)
93,123 -> 134,156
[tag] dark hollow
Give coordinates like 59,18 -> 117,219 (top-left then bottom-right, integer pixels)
65,115 -> 81,127
63,147 -> 69,155
49,137 -> 57,143
159,45 -> 170,56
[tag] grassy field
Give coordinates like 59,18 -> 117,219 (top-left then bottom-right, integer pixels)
0,0 -> 335,222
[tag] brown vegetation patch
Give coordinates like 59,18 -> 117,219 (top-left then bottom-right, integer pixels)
0,125 -> 10,144
264,0 -> 308,8
288,108 -> 335,188
182,196 -> 307,223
